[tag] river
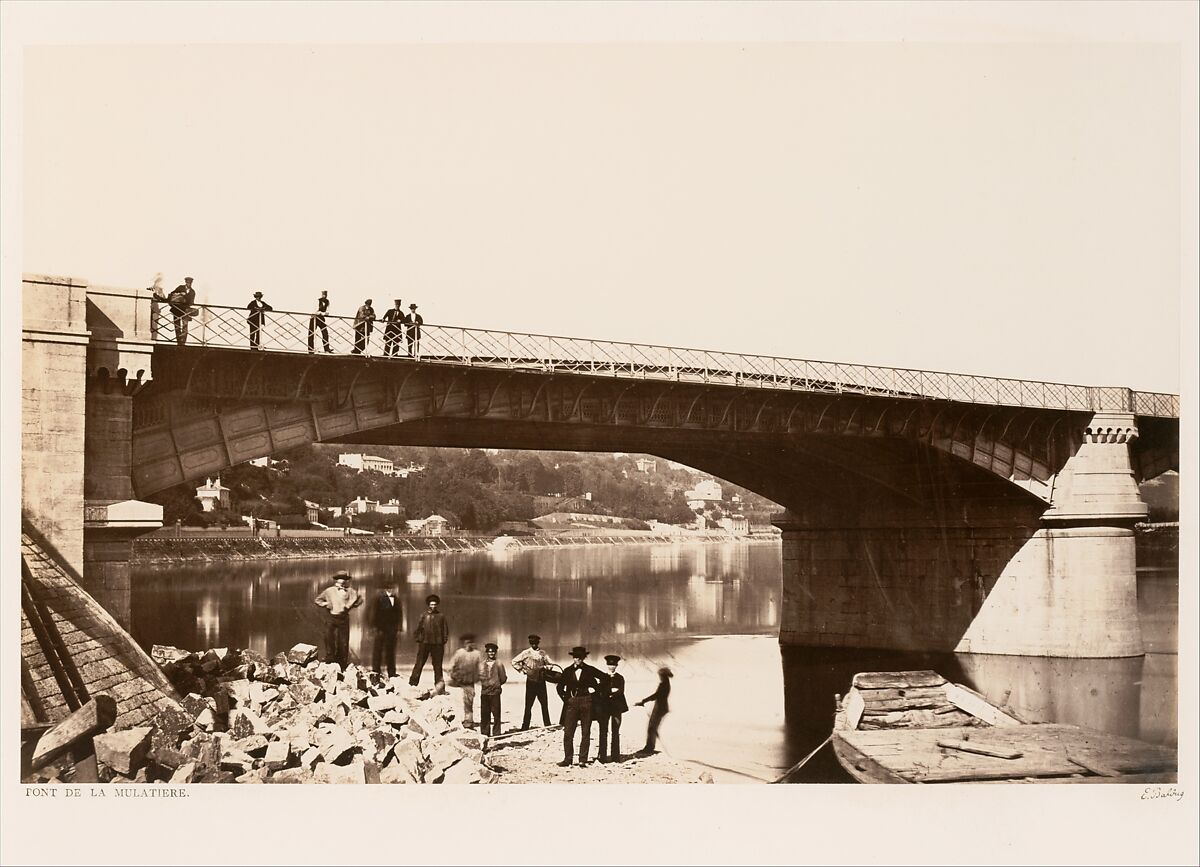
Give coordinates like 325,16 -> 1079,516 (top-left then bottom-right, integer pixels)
129,540 -> 1178,784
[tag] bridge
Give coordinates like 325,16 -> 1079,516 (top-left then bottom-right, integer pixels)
22,274 -> 1180,658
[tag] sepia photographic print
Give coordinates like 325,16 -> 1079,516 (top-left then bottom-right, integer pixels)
2,3 -> 1196,866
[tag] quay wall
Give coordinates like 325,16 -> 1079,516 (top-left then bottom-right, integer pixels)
132,532 -> 779,565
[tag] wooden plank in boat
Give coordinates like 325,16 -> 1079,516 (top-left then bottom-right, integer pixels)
937,738 -> 1023,760
831,735 -> 908,784
858,686 -> 948,702
943,682 -> 1023,727
842,725 -> 1176,783
852,671 -> 946,690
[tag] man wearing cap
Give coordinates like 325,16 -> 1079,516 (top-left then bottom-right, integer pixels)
478,642 -> 507,736
369,585 -> 402,678
380,298 -> 406,357
512,634 -> 554,730
409,594 -> 449,688
555,646 -> 604,767
448,634 -> 482,727
314,571 -> 363,669
597,654 -> 628,763
405,303 -> 423,357
167,277 -> 196,345
246,291 -> 273,350
352,298 -> 376,355
308,290 -> 332,354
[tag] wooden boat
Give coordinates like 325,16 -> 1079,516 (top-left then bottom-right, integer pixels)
831,670 -> 1177,784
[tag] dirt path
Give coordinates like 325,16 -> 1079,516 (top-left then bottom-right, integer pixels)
486,725 -> 713,784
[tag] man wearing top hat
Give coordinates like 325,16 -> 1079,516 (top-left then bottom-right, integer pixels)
308,290 -> 333,354
314,571 -> 363,669
369,585 -> 402,678
555,646 -> 604,767
478,642 -> 507,736
409,593 -> 449,688
512,634 -> 554,729
381,298 -> 406,357
246,291 -> 273,350
597,654 -> 628,763
405,303 -> 423,357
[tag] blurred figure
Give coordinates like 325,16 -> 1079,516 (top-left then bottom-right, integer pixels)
406,303 -> 423,357
478,642 -> 507,736
147,273 -> 167,340
308,290 -> 332,353
246,291 -> 272,350
512,633 -> 554,729
597,654 -> 628,763
382,298 -> 405,357
370,585 -> 402,678
167,277 -> 196,345
448,634 -> 482,728
352,298 -> 376,354
313,571 -> 363,669
635,666 -> 673,755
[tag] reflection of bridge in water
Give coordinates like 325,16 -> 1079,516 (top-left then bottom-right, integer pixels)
21,275 -> 1181,662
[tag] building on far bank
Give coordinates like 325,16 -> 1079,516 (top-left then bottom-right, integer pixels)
719,515 -> 750,535
304,500 -> 320,524
345,496 -> 379,515
376,499 -> 403,516
195,477 -> 230,512
407,514 -> 452,535
635,458 -> 657,473
685,479 -> 723,510
338,453 -> 395,475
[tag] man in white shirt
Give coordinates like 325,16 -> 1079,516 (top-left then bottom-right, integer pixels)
512,633 -> 554,729
313,571 -> 363,669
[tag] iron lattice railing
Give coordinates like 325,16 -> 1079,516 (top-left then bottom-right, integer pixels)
148,300 -> 1181,418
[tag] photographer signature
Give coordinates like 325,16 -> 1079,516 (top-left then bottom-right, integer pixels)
1141,786 -> 1184,802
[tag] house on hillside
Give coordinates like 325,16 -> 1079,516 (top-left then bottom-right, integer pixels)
685,479 -> 723,511
635,458 -> 657,473
304,500 -> 320,524
719,515 -> 750,535
345,496 -> 380,515
195,477 -> 231,512
338,453 -> 396,475
376,499 -> 403,516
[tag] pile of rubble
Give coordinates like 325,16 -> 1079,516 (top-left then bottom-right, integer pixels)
24,643 -> 498,785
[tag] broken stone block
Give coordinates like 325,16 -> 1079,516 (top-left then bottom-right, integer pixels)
300,746 -> 322,770
228,708 -> 272,739
268,767 -> 313,784
448,730 -> 488,754
201,647 -> 229,667
287,643 -> 319,665
441,760 -> 483,784
235,767 -> 268,784
421,736 -> 463,781
219,747 -> 255,775
263,741 -> 290,771
289,680 -> 323,705
316,727 -> 355,764
181,693 -> 209,719
233,735 -> 269,757
222,680 -> 252,707
363,762 -> 382,784
314,763 -> 366,784
249,683 -> 280,706
152,645 -> 197,667
388,739 -> 424,783
343,664 -> 365,688
367,694 -> 399,714
93,727 -> 153,776
476,764 -> 498,784
170,761 -> 197,783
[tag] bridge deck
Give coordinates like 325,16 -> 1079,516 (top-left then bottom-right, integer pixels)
141,297 -> 1178,417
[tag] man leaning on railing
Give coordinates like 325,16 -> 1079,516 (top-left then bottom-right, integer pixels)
308,290 -> 333,353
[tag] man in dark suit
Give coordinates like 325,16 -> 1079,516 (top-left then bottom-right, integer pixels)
352,299 -> 376,355
168,277 -> 196,345
381,298 -> 406,357
597,654 -> 628,763
409,594 -> 449,688
405,303 -> 423,357
370,586 -> 402,678
555,646 -> 604,767
308,290 -> 332,353
246,291 -> 273,350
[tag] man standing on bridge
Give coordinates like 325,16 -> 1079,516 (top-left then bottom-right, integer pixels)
410,593 -> 449,689
167,277 -> 195,345
406,303 -> 423,357
314,570 -> 363,669
308,290 -> 332,353
246,291 -> 273,350
352,298 -> 376,355
381,298 -> 406,357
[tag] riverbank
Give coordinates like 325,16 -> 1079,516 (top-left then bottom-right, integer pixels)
132,532 -> 780,564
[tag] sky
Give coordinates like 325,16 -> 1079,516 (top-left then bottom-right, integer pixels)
18,38 -> 1186,393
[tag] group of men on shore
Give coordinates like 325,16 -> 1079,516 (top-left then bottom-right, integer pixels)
148,276 -> 424,356
313,571 -> 672,766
